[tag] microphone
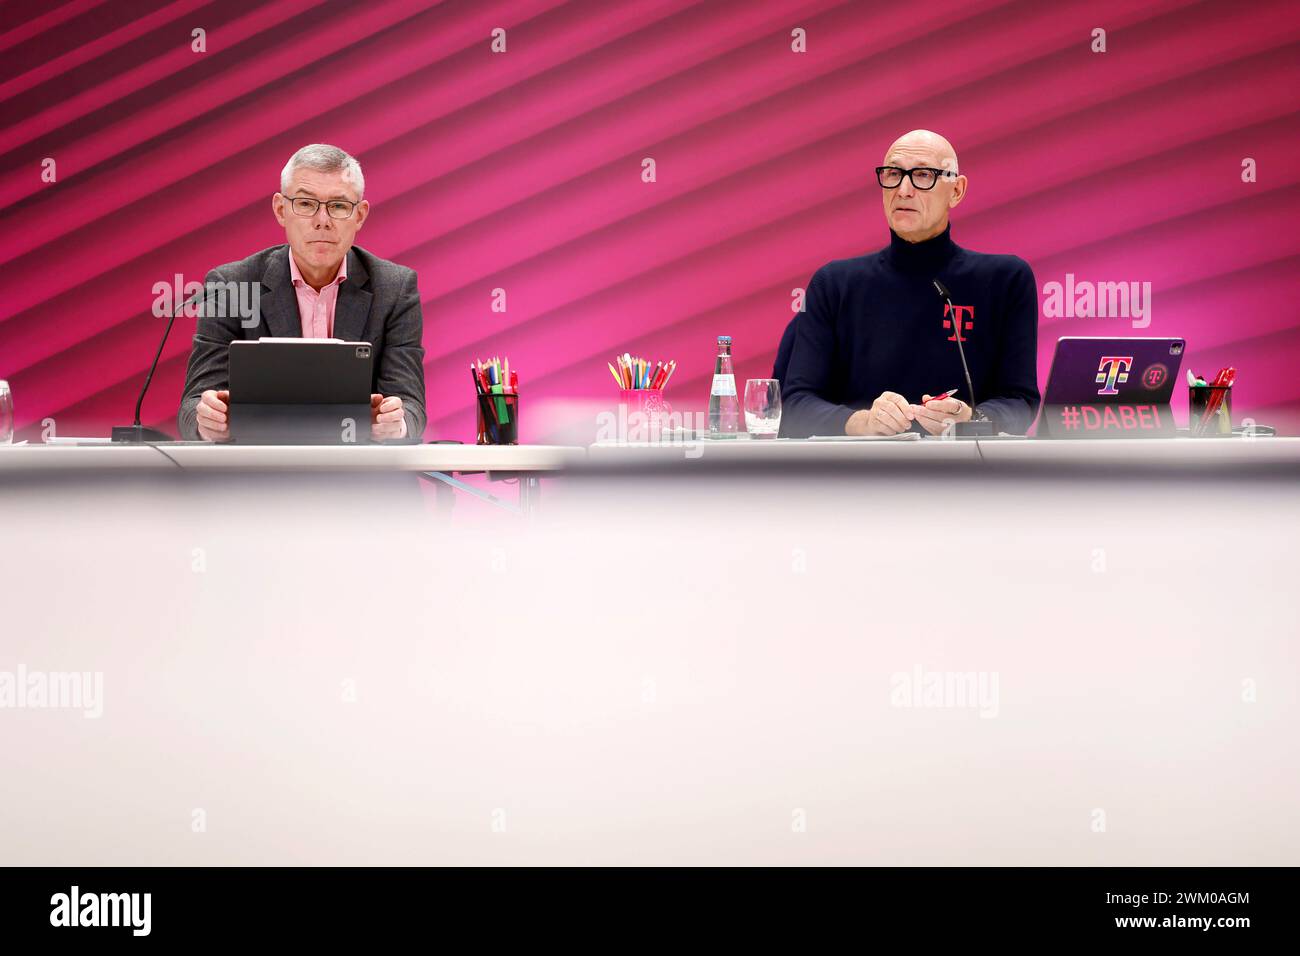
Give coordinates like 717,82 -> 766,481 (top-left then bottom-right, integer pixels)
932,279 -> 993,437
111,286 -> 206,443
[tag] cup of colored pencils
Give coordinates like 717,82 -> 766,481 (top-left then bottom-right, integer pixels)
609,353 -> 675,424
608,353 -> 675,393
473,356 -> 518,445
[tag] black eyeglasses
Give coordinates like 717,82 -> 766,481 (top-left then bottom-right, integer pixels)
285,195 -> 360,219
875,166 -> 954,190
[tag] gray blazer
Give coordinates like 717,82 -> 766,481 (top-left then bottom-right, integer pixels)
177,244 -> 427,440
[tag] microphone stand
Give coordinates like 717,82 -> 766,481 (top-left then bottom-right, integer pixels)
933,279 -> 994,437
112,289 -> 202,443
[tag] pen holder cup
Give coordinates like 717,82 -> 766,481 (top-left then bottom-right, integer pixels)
1189,385 -> 1232,437
618,388 -> 673,437
476,390 -> 519,445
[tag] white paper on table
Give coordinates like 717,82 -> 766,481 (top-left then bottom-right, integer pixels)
806,432 -> 922,442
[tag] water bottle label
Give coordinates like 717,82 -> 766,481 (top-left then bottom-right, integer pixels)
710,374 -> 736,397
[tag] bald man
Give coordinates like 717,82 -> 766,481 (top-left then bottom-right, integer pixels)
779,130 -> 1040,437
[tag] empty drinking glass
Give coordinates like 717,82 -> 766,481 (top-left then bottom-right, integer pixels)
744,378 -> 781,438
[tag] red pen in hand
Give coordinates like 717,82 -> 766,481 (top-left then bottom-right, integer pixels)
919,388 -> 959,405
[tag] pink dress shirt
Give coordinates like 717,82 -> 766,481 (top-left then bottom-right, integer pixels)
288,249 -> 348,338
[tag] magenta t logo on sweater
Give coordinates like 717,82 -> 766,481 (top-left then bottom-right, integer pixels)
942,303 -> 974,342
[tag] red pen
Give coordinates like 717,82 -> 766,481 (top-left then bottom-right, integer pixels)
920,388 -> 959,405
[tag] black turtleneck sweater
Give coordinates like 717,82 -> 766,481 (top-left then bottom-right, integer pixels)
781,225 -> 1041,437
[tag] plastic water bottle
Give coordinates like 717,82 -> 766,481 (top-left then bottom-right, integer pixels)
708,335 -> 739,438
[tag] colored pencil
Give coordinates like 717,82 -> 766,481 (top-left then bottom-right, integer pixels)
607,353 -> 675,390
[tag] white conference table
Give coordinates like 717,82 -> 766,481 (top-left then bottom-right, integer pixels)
588,435 -> 979,464
0,442 -> 585,473
0,435 -> 1295,517
2,435 -> 1297,868
586,435 -> 1300,471
2,436 -> 1296,475
0,442 -> 588,513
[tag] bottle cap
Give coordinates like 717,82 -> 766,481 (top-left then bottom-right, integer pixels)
717,335 -> 732,345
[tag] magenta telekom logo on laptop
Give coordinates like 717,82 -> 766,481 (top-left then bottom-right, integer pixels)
1095,355 -> 1134,395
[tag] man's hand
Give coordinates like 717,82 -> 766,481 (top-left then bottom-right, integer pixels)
911,394 -> 973,436
846,391 -> 915,435
370,393 -> 407,441
196,389 -> 231,442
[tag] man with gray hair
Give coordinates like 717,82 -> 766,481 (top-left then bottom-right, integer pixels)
178,144 -> 426,441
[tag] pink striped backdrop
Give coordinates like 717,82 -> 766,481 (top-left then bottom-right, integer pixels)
1,0 -> 1297,441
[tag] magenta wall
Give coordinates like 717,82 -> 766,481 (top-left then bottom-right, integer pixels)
2,0 -> 1297,441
